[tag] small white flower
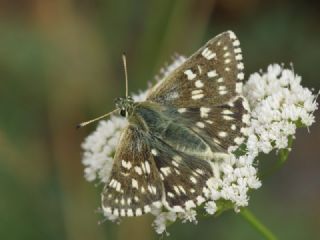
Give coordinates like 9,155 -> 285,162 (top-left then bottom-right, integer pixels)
179,209 -> 198,224
152,211 -> 177,234
205,201 -> 217,215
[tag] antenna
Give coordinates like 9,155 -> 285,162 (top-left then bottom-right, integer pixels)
77,54 -> 129,129
76,109 -> 119,129
122,53 -> 128,98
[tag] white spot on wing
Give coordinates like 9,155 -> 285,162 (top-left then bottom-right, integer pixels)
219,90 -> 228,95
196,122 -> 205,128
116,181 -> 121,192
192,89 -> 203,95
192,93 -> 204,99
134,166 -> 142,175
184,69 -> 196,80
197,65 -> 202,74
104,207 -> 112,213
234,48 -> 241,53
151,149 -> 158,156
200,107 -> 211,118
207,70 -> 217,78
233,40 -> 240,47
235,54 -> 243,60
135,208 -> 142,216
213,138 -> 221,144
223,115 -> 234,121
113,209 -> 119,216
202,47 -> 216,60
196,169 -> 204,175
236,82 -> 243,93
237,73 -> 244,80
195,80 -> 204,88
144,205 -> 151,213
144,161 -> 151,174
160,167 -> 171,176
173,186 -> 180,195
237,62 -> 244,70
179,185 -> 186,194
121,160 -> 132,170
222,109 -> 233,115
168,192 -> 174,198
132,178 -> 138,189
190,176 -> 197,183
228,31 -> 237,39
218,131 -> 228,138
178,108 -> 187,113
218,86 -> 226,91
172,161 -> 179,167
127,209 -> 133,216
120,209 -> 126,216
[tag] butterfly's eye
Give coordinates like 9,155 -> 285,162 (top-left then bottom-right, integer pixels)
120,109 -> 126,117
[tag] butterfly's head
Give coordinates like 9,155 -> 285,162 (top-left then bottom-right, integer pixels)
115,96 -> 134,117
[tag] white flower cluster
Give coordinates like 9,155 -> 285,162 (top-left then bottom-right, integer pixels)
81,58 -> 318,234
243,64 -> 318,155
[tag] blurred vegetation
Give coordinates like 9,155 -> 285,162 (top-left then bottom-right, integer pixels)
0,0 -> 319,239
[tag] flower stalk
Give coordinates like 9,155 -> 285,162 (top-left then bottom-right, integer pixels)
240,208 -> 277,240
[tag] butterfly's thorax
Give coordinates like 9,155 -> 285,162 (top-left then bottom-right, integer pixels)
129,101 -> 215,160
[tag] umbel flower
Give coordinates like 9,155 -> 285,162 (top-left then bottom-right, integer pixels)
81,56 -> 318,234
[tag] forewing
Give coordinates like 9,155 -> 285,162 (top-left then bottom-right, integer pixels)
151,139 -> 213,211
147,31 -> 248,151
101,126 -> 163,217
146,31 -> 244,107
175,96 -> 250,150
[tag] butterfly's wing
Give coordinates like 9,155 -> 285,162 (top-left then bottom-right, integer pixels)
150,138 -> 213,211
102,125 -> 215,215
147,31 -> 244,106
101,126 -> 163,217
146,31 -> 249,150
173,96 -> 249,150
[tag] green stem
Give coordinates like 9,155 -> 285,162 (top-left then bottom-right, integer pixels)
240,208 -> 277,240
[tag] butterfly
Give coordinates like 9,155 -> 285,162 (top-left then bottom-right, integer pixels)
89,31 -> 249,217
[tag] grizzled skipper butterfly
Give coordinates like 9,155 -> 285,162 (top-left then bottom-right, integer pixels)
78,31 -> 249,217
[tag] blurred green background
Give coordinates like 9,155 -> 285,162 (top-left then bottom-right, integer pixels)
0,0 -> 319,239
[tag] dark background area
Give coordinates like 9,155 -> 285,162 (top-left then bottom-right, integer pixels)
0,0 -> 319,239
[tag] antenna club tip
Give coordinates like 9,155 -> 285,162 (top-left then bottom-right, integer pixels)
76,123 -> 82,129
